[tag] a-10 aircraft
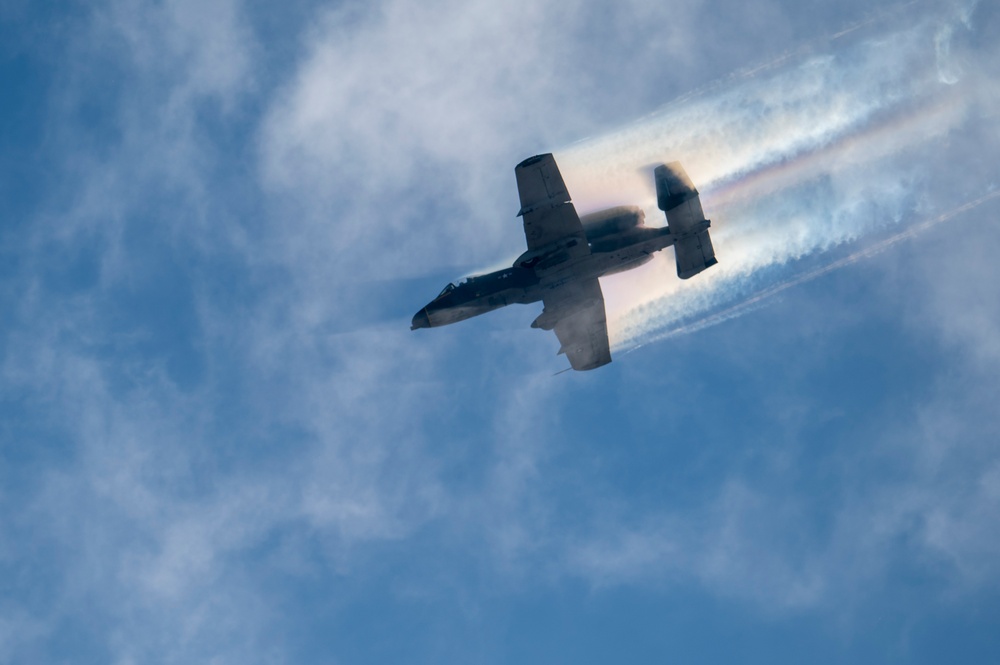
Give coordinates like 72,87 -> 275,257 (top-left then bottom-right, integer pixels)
411,153 -> 717,370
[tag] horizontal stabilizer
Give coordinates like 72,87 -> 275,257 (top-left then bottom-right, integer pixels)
674,229 -> 717,279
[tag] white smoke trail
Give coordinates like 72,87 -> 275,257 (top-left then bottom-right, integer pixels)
626,189 -> 1000,348
552,2 -> 996,351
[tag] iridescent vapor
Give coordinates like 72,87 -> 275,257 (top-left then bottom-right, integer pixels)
553,1 -> 996,350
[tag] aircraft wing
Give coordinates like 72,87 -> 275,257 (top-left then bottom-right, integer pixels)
515,154 -> 588,253
534,278 -> 612,371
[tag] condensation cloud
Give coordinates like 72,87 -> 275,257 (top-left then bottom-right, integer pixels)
553,2 -> 997,350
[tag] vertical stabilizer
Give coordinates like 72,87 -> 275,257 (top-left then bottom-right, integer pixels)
654,162 -> 718,279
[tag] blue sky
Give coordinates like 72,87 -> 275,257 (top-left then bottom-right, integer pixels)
2,0 -> 1000,663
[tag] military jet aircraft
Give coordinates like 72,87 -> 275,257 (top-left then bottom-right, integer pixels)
411,154 -> 717,370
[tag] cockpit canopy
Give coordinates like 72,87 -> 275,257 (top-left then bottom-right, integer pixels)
437,276 -> 474,298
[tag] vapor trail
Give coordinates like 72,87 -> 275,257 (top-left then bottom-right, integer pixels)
628,189 -> 1000,347
552,1 -> 995,351
659,1 -> 923,111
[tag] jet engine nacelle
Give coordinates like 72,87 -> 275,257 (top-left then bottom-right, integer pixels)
580,206 -> 645,241
515,236 -> 581,272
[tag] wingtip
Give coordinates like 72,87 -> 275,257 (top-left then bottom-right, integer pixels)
516,153 -> 551,169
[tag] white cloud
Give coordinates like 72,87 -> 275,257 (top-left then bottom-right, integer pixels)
565,369 -> 1000,614
5,0 -> 1000,662
257,0 -> 780,285
568,480 -> 828,610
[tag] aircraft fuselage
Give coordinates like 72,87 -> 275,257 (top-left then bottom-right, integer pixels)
411,155 -> 717,371
411,207 -> 695,330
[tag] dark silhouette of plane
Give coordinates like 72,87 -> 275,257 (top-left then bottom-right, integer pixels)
411,154 -> 717,370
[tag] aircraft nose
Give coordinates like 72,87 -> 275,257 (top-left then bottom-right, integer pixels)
410,308 -> 430,330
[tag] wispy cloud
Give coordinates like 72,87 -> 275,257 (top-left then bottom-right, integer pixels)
4,0 -> 1000,662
